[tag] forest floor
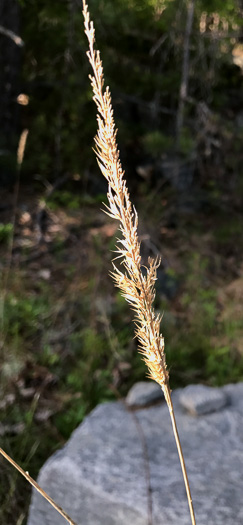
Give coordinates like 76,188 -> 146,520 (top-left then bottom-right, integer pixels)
0,178 -> 243,524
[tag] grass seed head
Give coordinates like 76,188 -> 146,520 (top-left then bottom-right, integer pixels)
82,0 -> 169,394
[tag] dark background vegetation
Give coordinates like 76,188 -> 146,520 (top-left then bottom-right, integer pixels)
1,0 -> 243,523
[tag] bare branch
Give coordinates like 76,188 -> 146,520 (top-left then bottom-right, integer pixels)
0,24 -> 24,47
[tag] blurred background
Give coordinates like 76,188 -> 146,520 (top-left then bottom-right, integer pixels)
0,0 -> 243,523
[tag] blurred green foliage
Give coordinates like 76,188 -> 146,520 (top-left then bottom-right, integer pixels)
2,293 -> 49,340
0,223 -> 13,244
162,254 -> 243,388
143,131 -> 173,157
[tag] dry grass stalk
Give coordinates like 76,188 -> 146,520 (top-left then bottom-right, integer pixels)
17,128 -> 29,168
82,2 -> 196,524
0,448 -> 78,525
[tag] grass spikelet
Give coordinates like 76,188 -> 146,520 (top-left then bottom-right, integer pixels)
83,1 -> 169,396
82,2 -> 196,524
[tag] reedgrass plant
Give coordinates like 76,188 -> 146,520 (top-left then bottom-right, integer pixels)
82,0 -> 196,523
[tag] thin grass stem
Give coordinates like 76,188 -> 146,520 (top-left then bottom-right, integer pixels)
164,386 -> 196,525
0,448 -> 77,525
82,1 -> 197,523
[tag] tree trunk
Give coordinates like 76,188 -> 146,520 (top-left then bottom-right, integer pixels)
0,0 -> 21,185
175,0 -> 195,151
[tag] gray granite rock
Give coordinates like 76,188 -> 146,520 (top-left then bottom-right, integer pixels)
27,382 -> 243,525
179,384 -> 228,416
126,381 -> 163,407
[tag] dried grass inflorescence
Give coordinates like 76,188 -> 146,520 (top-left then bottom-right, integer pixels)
82,0 -> 170,401
83,3 -> 196,523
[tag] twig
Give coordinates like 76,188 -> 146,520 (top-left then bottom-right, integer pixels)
0,449 -> 77,525
0,25 -> 24,47
17,129 -> 29,168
